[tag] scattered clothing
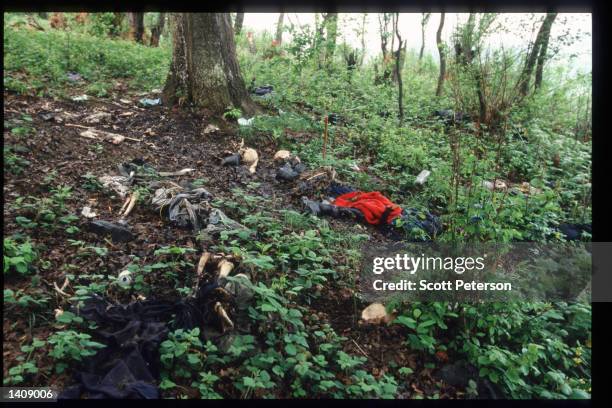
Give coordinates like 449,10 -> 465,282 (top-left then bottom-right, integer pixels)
328,183 -> 357,198
221,153 -> 241,166
333,191 -> 403,226
151,185 -> 248,236
276,158 -> 307,181
434,109 -> 471,126
387,208 -> 443,240
89,220 -> 134,243
253,85 -> 273,96
557,223 -> 591,241
59,273 -> 250,399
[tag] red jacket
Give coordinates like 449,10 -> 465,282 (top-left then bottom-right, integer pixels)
333,191 -> 402,225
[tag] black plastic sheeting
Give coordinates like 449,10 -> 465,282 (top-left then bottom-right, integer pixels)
59,282 -> 220,399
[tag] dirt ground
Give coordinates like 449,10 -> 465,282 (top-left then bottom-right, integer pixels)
3,91 -> 460,398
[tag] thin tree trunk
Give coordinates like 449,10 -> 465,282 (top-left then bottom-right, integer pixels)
275,13 -> 284,44
359,14 -> 367,67
393,14 -> 404,124
419,13 -> 430,62
234,12 -> 244,35
128,12 -> 144,44
110,12 -> 123,37
150,13 -> 165,47
162,13 -> 258,116
518,13 -> 556,96
324,13 -> 338,62
535,13 -> 557,89
435,13 -> 446,97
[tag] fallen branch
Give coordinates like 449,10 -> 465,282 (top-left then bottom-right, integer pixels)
66,123 -> 142,143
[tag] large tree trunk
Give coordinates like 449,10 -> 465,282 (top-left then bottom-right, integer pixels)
435,13 -> 446,97
234,13 -> 244,35
535,13 -> 557,89
128,12 -> 144,44
162,13 -> 258,117
275,13 -> 284,45
150,13 -> 166,47
518,13 -> 557,96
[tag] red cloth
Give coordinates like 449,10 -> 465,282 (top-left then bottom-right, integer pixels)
332,191 -> 402,225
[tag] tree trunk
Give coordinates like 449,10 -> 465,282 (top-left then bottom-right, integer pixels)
518,13 -> 557,96
435,13 -> 446,97
392,44 -> 406,83
234,13 -> 244,35
359,14 -> 367,67
419,13 -> 430,62
275,13 -> 284,45
128,12 -> 144,44
162,13 -> 258,117
393,14 -> 404,124
150,13 -> 166,47
323,13 -> 338,62
110,12 -> 124,37
535,13 -> 557,89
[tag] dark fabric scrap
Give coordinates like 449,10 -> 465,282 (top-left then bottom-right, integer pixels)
59,282 -> 222,399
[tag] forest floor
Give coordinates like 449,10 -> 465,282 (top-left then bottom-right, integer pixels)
3,90 -> 463,398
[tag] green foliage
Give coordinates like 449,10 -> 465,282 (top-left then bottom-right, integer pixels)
4,20 -> 170,96
3,237 -> 37,276
48,330 -> 106,373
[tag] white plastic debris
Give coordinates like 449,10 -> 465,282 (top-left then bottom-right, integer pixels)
81,206 -> 97,219
117,270 -> 133,288
72,95 -> 89,102
415,170 -> 431,185
203,124 -> 220,135
237,117 -> 254,126
350,163 -> 361,172
139,98 -> 161,107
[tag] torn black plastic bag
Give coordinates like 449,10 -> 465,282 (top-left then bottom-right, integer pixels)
59,282 -> 221,399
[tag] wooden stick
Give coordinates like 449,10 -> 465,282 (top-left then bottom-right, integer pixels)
65,123 -> 142,142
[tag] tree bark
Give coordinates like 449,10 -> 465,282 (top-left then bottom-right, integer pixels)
162,13 -> 258,117
150,13 -> 166,47
110,12 -> 124,37
359,14 -> 367,67
419,13 -> 431,62
435,13 -> 446,97
393,14 -> 404,124
275,13 -> 284,45
518,13 -> 557,96
128,12 -> 144,44
535,13 -> 557,89
234,13 -> 244,36
323,13 -> 338,62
